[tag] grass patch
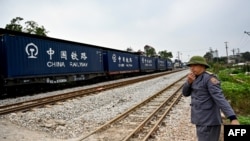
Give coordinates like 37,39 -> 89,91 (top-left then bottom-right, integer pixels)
238,115 -> 250,125
218,70 -> 250,115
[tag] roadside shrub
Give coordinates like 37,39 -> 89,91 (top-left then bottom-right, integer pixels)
221,80 -> 250,114
231,69 -> 242,74
218,70 -> 233,81
242,64 -> 250,72
238,116 -> 250,125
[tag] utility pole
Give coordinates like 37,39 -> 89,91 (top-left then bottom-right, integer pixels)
225,41 -> 229,64
177,51 -> 180,60
237,48 -> 240,63
177,51 -> 180,67
231,48 -> 235,57
215,49 -> 218,62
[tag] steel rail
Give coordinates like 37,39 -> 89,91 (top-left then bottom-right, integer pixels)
77,75 -> 186,141
0,70 -> 182,115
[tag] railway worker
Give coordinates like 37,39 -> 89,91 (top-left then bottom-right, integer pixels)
182,55 -> 240,141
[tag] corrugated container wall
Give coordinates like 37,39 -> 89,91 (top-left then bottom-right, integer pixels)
0,34 -> 7,78
103,50 -> 139,74
1,33 -> 104,78
156,58 -> 167,71
139,56 -> 156,72
166,59 -> 173,70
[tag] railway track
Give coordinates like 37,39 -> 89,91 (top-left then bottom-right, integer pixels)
77,75 -> 185,141
0,70 -> 182,115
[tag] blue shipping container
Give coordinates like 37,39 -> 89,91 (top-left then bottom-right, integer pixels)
103,50 -> 139,74
166,60 -> 173,70
156,58 -> 167,71
1,33 -> 104,78
139,56 -> 156,72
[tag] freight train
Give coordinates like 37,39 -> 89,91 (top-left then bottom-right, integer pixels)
0,28 -> 173,95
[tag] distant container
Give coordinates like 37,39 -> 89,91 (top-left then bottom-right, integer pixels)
139,56 -> 156,72
103,50 -> 139,74
156,58 -> 166,71
0,29 -> 104,85
166,59 -> 173,70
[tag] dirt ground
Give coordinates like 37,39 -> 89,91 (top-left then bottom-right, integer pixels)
0,119 -> 64,141
0,118 -> 227,141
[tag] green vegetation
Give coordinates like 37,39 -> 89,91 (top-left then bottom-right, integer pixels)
238,116 -> 250,125
5,16 -> 49,36
217,68 -> 250,124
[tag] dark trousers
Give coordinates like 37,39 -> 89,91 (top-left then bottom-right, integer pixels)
196,125 -> 221,141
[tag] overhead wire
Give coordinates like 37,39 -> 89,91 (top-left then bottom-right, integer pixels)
240,33 -> 250,50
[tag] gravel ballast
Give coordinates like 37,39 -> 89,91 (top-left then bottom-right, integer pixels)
0,70 -> 200,141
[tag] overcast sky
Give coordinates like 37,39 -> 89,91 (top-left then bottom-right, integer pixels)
1,0 -> 250,62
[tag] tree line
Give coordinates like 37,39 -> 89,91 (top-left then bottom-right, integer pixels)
5,17 -> 49,36
5,17 -> 174,60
